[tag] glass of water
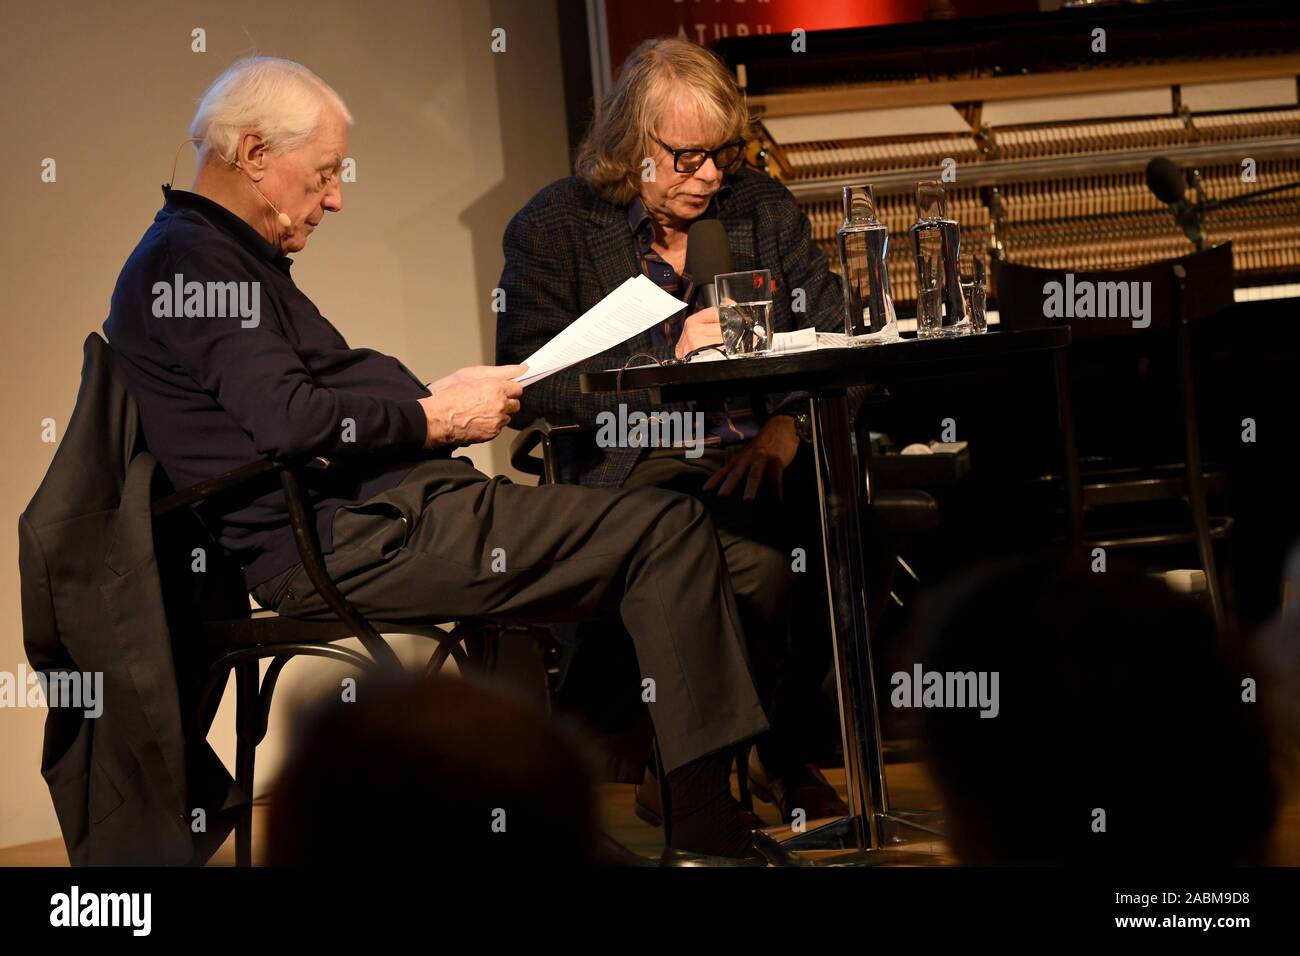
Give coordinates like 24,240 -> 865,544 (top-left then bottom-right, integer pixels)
715,269 -> 775,356
960,256 -> 988,334
915,257 -> 944,339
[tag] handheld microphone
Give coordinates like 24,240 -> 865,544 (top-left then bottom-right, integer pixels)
1145,156 -> 1205,248
685,219 -> 733,308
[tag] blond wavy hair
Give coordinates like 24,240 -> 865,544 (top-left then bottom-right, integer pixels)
575,37 -> 752,205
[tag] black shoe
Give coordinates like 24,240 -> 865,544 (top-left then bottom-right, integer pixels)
590,830 -> 657,867
659,845 -> 767,867
659,831 -> 812,867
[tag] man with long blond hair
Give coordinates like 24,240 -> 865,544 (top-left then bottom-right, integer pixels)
498,37 -> 857,827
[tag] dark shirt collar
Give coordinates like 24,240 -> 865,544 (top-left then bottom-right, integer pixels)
626,183 -> 732,246
627,196 -> 651,244
161,185 -> 291,269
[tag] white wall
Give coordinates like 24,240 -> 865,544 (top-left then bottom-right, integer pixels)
0,0 -> 573,850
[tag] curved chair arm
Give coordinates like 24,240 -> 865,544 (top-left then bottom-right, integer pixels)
151,454 -> 400,671
277,467 -> 399,668
151,455 -> 333,516
509,419 -> 582,485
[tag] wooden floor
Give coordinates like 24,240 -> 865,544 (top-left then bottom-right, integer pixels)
5,756 -> 1298,866
598,761 -> 954,865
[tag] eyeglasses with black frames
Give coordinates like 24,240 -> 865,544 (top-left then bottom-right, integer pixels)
651,135 -> 746,174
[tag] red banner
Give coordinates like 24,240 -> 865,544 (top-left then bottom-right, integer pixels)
599,0 -> 929,81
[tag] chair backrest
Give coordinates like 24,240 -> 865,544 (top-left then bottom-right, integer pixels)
994,244 -> 1234,466
993,242 -> 1234,337
151,478 -> 253,626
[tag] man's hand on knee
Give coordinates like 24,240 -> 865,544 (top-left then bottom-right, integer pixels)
419,364 -> 527,447
703,415 -> 800,502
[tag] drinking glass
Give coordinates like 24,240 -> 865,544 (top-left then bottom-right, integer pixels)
715,269 -> 775,356
961,257 -> 988,334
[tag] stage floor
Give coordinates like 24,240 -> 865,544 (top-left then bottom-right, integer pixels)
3,756 -> 1297,866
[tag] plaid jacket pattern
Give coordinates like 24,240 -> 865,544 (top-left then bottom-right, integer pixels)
496,166 -> 845,487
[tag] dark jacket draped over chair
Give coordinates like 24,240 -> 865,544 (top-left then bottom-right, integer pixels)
19,333 -> 246,865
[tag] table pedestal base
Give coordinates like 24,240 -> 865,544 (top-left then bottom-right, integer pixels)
773,809 -> 946,866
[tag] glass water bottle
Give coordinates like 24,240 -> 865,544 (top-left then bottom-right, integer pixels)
910,180 -> 969,338
836,184 -> 899,343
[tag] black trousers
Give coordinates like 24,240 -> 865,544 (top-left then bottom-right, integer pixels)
250,455 -> 769,773
557,444 -> 842,781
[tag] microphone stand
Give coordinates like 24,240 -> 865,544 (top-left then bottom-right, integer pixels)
1183,171 -> 1300,250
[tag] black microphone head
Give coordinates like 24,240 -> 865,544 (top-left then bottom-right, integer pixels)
685,219 -> 733,285
1146,156 -> 1187,205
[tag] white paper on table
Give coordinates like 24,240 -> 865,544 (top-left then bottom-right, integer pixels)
513,274 -> 686,387
683,327 -> 861,361
767,328 -> 863,354
768,328 -> 819,354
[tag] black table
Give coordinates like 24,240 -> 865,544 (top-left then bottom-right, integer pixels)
582,327 -> 1074,864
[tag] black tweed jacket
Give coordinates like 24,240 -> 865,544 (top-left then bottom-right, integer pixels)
496,165 -> 844,488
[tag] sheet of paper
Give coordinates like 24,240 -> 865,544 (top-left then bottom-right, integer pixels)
514,274 -> 686,386
766,329 -> 863,355
768,328 -> 819,355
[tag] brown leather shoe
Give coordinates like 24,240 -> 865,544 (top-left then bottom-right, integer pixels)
747,750 -> 848,824
635,774 -> 766,831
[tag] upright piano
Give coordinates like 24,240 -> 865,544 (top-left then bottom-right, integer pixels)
715,0 -> 1300,315
714,0 -> 1299,623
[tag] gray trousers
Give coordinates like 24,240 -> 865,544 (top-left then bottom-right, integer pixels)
250,455 -> 769,773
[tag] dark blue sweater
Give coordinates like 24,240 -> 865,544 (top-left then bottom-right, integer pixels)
105,187 -> 438,589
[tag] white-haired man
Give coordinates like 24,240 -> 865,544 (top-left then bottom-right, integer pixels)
104,56 -> 775,865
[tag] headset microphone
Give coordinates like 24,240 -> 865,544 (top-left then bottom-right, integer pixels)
227,158 -> 293,232
167,140 -> 293,240
244,173 -> 293,230
261,192 -> 293,230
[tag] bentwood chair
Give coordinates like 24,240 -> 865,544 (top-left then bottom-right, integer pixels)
994,242 -> 1238,628
150,452 -> 508,866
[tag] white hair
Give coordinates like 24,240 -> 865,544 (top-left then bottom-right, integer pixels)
189,56 -> 352,166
